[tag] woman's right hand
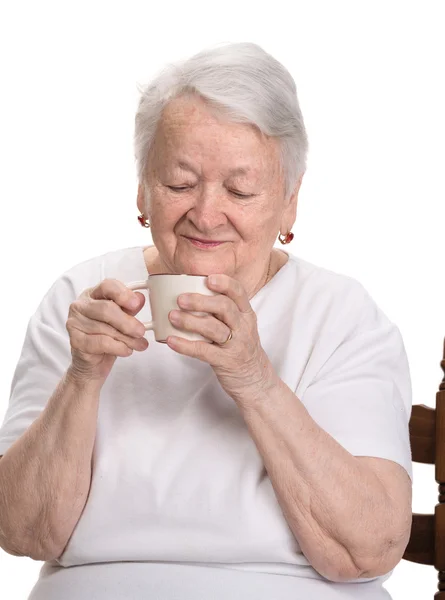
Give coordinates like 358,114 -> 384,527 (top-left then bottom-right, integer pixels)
66,279 -> 149,383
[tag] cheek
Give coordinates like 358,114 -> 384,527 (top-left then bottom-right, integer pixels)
150,194 -> 187,231
232,205 -> 274,237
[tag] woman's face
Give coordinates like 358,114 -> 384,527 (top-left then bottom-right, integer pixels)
137,94 -> 301,291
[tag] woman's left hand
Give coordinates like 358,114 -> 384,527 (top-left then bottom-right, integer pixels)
166,273 -> 275,404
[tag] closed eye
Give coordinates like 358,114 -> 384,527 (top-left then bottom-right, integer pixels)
230,191 -> 254,198
166,186 -> 253,198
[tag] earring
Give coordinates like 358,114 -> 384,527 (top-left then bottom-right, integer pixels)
138,213 -> 150,228
278,231 -> 294,245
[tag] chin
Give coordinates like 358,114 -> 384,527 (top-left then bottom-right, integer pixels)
187,264 -> 226,276
180,257 -> 229,276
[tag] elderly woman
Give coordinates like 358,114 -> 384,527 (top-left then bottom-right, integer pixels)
0,42 -> 412,600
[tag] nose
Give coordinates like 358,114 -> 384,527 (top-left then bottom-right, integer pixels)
187,188 -> 228,232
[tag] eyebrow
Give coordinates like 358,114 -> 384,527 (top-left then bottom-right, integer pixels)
176,160 -> 251,176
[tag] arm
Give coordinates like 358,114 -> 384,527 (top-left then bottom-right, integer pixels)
0,369 -> 102,561
235,368 -> 412,583
0,275 -> 148,561
164,270 -> 412,581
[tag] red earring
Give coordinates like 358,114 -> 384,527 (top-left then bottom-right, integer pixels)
138,213 -> 150,228
278,231 -> 294,245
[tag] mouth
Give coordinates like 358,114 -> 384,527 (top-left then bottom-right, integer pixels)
184,236 -> 226,249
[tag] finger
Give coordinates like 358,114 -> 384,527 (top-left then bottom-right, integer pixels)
90,278 -> 143,312
177,293 -> 238,330
205,275 -> 252,313
167,335 -> 218,362
67,314 -> 149,352
70,329 -> 139,357
73,297 -> 146,338
169,311 -> 230,345
121,291 -> 146,317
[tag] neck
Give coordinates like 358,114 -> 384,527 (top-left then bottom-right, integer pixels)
248,252 -> 274,299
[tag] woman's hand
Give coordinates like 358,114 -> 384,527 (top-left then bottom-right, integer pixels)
66,279 -> 149,383
166,274 -> 275,404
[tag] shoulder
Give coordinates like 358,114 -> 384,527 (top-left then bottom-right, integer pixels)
59,246 -> 143,288
284,252 -> 390,335
37,246 -> 145,315
285,252 -> 369,305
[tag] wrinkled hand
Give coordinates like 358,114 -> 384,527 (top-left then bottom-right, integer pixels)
66,279 -> 149,383
166,274 -> 275,404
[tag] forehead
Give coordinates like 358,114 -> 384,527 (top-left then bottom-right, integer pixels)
174,159 -> 255,178
155,95 -> 281,177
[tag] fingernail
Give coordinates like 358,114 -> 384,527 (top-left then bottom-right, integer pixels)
178,294 -> 190,307
129,297 -> 139,309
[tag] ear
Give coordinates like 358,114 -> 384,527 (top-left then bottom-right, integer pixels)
137,183 -> 145,214
281,173 -> 304,231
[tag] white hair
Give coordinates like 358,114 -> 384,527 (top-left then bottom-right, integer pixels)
134,42 -> 309,205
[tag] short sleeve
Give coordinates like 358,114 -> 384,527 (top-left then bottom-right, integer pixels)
299,293 -> 413,482
0,274 -> 79,456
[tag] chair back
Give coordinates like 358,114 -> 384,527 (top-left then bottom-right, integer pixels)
403,339 -> 445,599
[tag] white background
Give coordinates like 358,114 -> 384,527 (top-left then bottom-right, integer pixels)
0,0 -> 444,598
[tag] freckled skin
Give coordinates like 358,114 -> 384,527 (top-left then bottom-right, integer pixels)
137,94 -> 304,299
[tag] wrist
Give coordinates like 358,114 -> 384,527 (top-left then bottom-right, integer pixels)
66,364 -> 106,392
233,353 -> 279,407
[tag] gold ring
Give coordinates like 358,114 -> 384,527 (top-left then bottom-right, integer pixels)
219,328 -> 233,346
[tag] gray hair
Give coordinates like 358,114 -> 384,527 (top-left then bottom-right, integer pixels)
134,42 -> 308,205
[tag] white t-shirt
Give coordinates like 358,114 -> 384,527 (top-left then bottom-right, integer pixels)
0,246 -> 412,600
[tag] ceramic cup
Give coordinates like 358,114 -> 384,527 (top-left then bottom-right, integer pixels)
126,274 -> 218,343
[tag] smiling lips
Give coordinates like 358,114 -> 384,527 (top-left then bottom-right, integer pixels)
185,236 -> 225,248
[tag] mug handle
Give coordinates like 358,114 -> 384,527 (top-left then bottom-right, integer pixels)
125,280 -> 154,332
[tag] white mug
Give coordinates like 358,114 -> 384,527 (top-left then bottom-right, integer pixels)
126,274 -> 218,343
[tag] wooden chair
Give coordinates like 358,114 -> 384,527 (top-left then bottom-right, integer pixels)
403,338 -> 445,598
